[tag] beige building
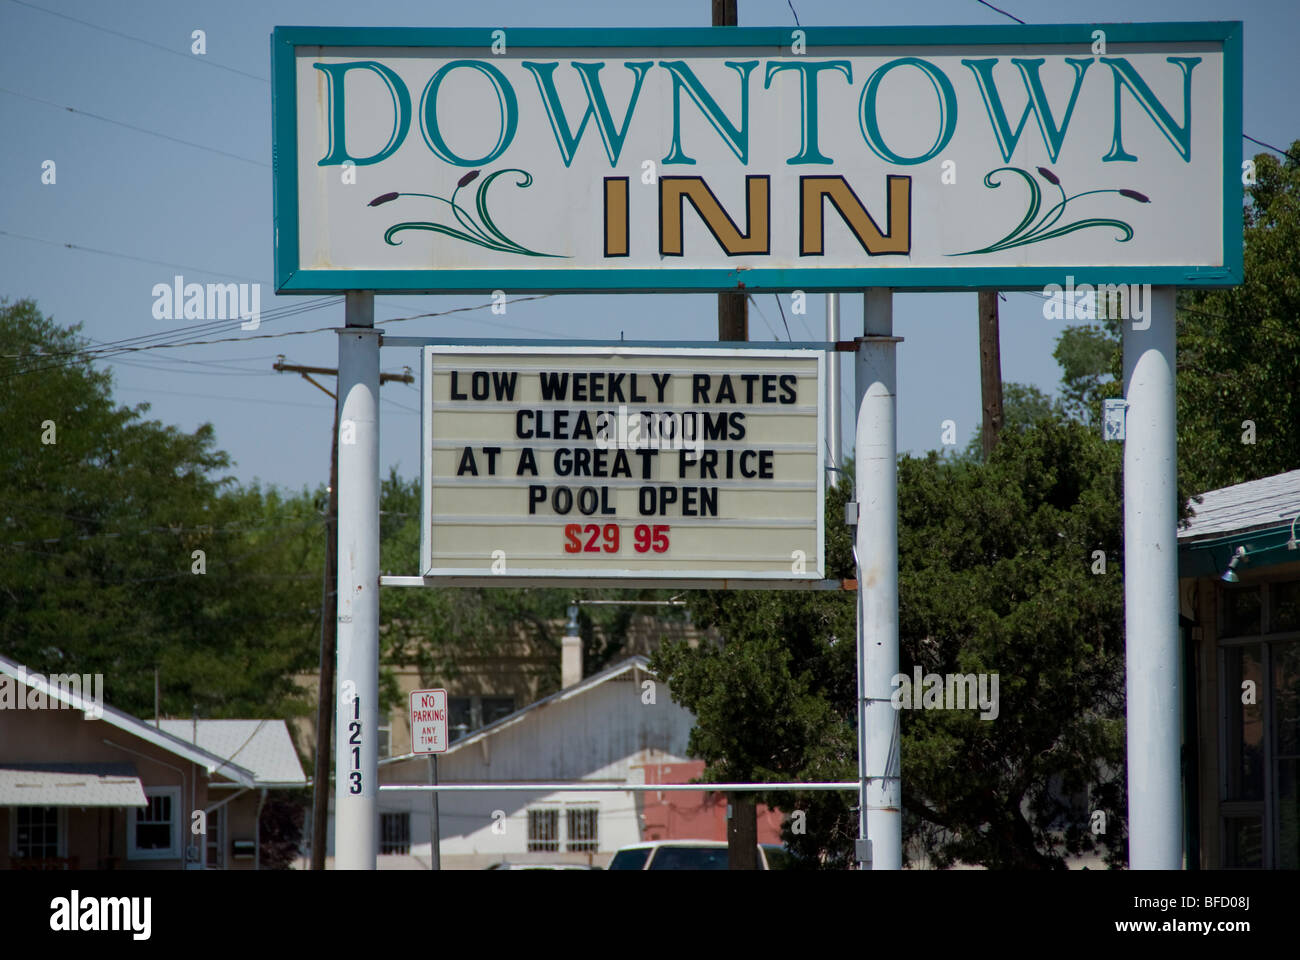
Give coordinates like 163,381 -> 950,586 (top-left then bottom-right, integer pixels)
293,611 -> 709,762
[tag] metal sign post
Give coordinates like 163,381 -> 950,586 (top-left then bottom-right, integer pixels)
855,289 -> 901,870
410,688 -> 448,870
1122,288 -> 1182,869
335,293 -> 380,870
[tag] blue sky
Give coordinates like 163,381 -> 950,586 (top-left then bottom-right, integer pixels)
3,0 -> 1297,493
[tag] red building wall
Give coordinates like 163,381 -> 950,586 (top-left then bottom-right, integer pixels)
635,761 -> 785,844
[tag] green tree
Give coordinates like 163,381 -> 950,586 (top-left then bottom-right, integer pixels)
898,419 -> 1126,868
650,474 -> 858,868
1053,319 -> 1121,424
1052,143 -> 1300,497
963,382 -> 1061,461
1175,145 -> 1300,494
0,299 -> 320,720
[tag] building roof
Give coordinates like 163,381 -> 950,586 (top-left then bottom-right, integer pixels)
0,763 -> 147,807
159,719 -> 306,786
380,655 -> 655,767
0,653 -> 268,788
1179,469 -> 1300,543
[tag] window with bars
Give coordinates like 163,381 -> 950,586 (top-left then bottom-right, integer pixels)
14,806 -> 60,859
567,807 -> 599,852
205,806 -> 225,869
381,812 -> 411,855
447,695 -> 517,742
1218,577 -> 1300,869
129,786 -> 179,859
527,809 -> 559,852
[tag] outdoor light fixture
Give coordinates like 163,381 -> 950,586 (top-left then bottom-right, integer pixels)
1288,513 -> 1299,551
1221,546 -> 1248,583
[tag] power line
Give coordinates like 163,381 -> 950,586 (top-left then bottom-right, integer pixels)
374,296 -> 558,336
743,294 -> 783,341
974,0 -> 1025,24
102,355 -> 284,376
0,86 -> 268,168
0,228 -> 268,285
0,298 -> 342,368
1244,134 -> 1300,165
113,385 -> 340,410
5,0 -> 269,83
965,1 -> 1298,169
0,295 -> 557,382
772,294 -> 793,341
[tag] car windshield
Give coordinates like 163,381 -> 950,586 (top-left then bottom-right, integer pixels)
607,848 -> 652,870
761,846 -> 791,870
647,846 -> 730,870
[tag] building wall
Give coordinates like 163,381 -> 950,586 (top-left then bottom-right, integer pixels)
1189,573 -> 1221,868
294,614 -> 714,762
636,760 -> 786,844
0,705 -> 268,870
1186,557 -> 1300,869
329,665 -> 699,868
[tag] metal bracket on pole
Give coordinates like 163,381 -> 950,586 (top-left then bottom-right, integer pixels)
836,336 -> 903,350
855,838 -> 872,869
1102,397 -> 1129,442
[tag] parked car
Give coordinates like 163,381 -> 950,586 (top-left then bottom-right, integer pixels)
607,840 -> 782,870
484,861 -> 600,870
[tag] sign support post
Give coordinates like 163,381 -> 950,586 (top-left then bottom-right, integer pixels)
428,754 -> 440,870
827,295 -> 842,470
335,292 -> 380,870
411,687 -> 448,868
1122,286 -> 1182,868
855,288 -> 901,870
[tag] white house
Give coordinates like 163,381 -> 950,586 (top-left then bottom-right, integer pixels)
322,655 -> 697,869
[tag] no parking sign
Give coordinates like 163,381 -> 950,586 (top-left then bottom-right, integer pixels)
410,688 -> 448,754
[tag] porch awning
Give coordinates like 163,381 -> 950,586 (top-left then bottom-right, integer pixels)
0,763 -> 147,806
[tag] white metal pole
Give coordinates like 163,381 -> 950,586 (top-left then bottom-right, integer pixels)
1122,285 -> 1182,869
826,293 -> 842,471
335,292 -> 380,870
855,288 -> 901,870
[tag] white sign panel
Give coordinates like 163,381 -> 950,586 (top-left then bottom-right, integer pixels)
272,24 -> 1241,293
420,345 -> 824,580
409,688 -> 448,754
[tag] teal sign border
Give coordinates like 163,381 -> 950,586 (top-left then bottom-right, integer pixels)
271,22 -> 1243,294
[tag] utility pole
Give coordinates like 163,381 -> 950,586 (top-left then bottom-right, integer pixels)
713,0 -> 757,872
714,0 -> 747,347
978,291 -> 1004,459
273,355 -> 412,870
